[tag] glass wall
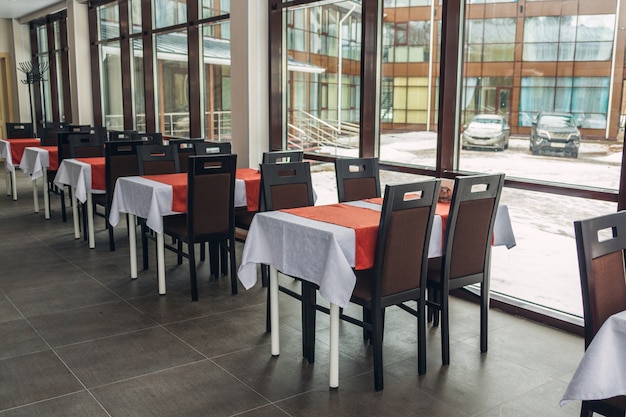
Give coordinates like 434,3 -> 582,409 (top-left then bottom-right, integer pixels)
378,1 -> 440,167
91,0 -> 231,138
284,1 -> 362,155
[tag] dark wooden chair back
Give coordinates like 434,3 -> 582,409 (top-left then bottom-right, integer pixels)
262,150 -> 304,164
137,144 -> 180,175
260,161 -> 314,211
335,157 -> 381,202
574,211 -> 626,417
65,125 -> 91,133
69,134 -> 105,158
188,154 -> 237,239
374,180 -> 440,298
6,123 -> 34,138
41,126 -> 67,147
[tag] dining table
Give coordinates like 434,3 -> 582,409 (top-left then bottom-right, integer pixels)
108,168 -> 261,295
53,157 -> 106,249
0,138 -> 41,200
19,146 -> 59,219
561,310 -> 626,407
237,199 -> 516,389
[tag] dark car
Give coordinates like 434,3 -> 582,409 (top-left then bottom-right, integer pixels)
461,114 -> 510,151
530,112 -> 581,158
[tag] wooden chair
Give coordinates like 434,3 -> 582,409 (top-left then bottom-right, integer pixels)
335,157 -> 381,202
310,180 -> 441,391
260,161 -> 315,334
235,150 -> 305,234
426,173 -> 505,366
574,211 -> 626,417
161,154 -> 239,300
137,143 -> 180,175
69,134 -> 105,158
6,122 -> 34,138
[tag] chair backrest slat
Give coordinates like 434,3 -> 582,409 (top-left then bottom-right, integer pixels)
260,161 -> 314,211
137,144 -> 180,175
335,157 -> 381,202
262,150 -> 304,164
6,123 -> 35,139
69,134 -> 105,158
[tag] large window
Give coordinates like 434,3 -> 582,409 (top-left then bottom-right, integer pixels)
284,1 -> 362,154
30,11 -> 72,126
90,0 -> 231,138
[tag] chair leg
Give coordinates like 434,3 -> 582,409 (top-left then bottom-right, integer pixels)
265,284 -> 271,333
200,242 -> 206,261
417,297 -> 427,375
221,242 -> 228,276
189,240 -> 198,301
228,238 -> 238,295
108,206 -> 115,252
480,281 -> 489,353
209,241 -> 219,278
261,264 -> 269,287
177,240 -> 183,265
301,282 -> 316,363
60,186 -> 67,223
372,307 -> 385,391
141,223 -> 149,270
441,290 -> 450,366
363,307 -> 372,342
579,402 -> 593,417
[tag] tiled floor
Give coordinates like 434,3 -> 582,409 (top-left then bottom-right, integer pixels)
0,172 -> 586,416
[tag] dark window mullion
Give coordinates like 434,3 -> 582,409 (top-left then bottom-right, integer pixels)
142,0 -> 156,133
119,0 -> 134,130
59,16 -> 72,122
46,19 -> 60,122
88,5 -> 103,127
188,0 -> 201,138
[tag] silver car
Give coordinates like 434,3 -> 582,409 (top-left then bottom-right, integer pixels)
461,114 -> 511,151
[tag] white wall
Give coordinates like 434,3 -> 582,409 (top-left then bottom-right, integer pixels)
230,0 -> 269,168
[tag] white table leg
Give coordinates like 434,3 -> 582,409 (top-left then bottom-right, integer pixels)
43,170 -> 50,220
71,186 -> 80,239
128,213 -> 137,279
87,193 -> 95,249
270,266 -> 280,356
10,170 -> 17,200
157,231 -> 166,295
329,303 -> 340,389
5,171 -> 10,196
32,178 -> 39,213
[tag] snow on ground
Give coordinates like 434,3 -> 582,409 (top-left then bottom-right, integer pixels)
310,132 -> 622,317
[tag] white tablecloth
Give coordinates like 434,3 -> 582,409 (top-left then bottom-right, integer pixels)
54,159 -> 105,203
20,147 -> 50,180
561,310 -> 626,405
0,139 -> 15,172
238,203 -> 515,308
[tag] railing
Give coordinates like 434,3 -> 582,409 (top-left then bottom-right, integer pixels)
287,109 -> 360,151
104,110 -> 232,139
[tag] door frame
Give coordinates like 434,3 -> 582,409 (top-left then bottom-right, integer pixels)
0,53 -> 16,138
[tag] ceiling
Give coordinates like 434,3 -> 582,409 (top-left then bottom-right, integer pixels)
0,0 -> 64,20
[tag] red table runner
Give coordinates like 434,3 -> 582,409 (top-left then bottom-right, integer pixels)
282,203 -> 381,270
236,168 -> 261,211
75,157 -> 106,191
142,173 -> 188,213
8,139 -> 40,165
37,146 -> 59,170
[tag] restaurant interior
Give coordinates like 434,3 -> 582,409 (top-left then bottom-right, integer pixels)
1,0 -> 625,416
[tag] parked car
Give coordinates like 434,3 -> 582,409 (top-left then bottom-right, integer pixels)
461,114 -> 510,151
530,112 -> 581,158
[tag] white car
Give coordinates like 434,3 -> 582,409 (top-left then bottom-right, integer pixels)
461,114 -> 511,151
